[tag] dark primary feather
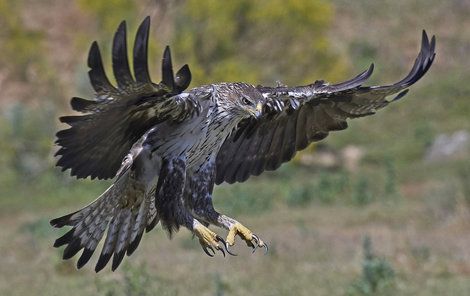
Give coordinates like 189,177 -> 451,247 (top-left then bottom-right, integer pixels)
162,46 -> 175,90
88,41 -> 116,94
112,21 -> 134,88
133,16 -> 152,83
215,31 -> 436,184
175,64 -> 192,92
55,17 -> 194,180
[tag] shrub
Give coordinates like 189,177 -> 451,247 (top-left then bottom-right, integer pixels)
347,236 -> 396,296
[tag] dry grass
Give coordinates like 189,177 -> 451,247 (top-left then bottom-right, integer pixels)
0,0 -> 469,295
1,177 -> 469,295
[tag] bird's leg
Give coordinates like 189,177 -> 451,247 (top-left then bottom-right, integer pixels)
191,219 -> 228,257
216,214 -> 268,253
186,190 -> 268,254
191,205 -> 267,254
184,162 -> 267,254
192,207 -> 268,253
154,156 -> 228,256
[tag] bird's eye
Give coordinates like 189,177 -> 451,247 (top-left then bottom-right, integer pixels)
242,97 -> 252,105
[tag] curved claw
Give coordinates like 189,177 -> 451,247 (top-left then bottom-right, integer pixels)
224,242 -> 237,256
217,234 -> 237,256
250,235 -> 257,254
202,245 -> 215,257
262,243 -> 269,255
246,240 -> 255,248
215,235 -> 227,257
215,235 -> 226,244
251,234 -> 269,255
217,246 -> 226,257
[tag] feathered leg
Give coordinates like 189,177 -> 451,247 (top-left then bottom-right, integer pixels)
156,157 -> 227,257
184,162 -> 267,254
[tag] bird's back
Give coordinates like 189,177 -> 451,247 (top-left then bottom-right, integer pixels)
141,92 -> 237,171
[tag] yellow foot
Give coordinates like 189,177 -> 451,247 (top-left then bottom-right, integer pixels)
193,223 -> 230,257
226,222 -> 268,254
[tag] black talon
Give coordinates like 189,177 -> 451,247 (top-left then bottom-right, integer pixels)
250,240 -> 257,254
202,245 -> 215,257
224,242 -> 237,256
208,245 -> 215,255
262,243 -> 269,255
216,235 -> 225,244
215,236 -> 229,257
250,234 -> 268,255
251,234 -> 260,252
247,240 -> 255,248
218,246 -> 226,257
245,237 -> 255,249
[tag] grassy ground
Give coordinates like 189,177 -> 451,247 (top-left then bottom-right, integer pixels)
1,159 -> 469,296
0,0 -> 469,295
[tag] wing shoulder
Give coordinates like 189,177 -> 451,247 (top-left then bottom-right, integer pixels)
216,31 -> 436,184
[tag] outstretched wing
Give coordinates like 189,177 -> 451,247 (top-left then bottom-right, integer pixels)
215,31 -> 436,184
56,17 -> 197,180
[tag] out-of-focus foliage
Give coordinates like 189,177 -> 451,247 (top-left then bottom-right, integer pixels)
0,1 -> 469,294
78,0 -> 136,35
347,236 -> 396,296
0,0 -> 61,192
173,0 -> 347,85
0,0 -> 348,202
0,0 -> 62,108
0,0 -> 44,80
0,103 -> 56,181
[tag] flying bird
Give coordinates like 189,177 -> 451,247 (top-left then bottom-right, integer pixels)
51,17 -> 436,272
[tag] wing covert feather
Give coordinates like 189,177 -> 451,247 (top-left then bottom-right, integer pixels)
215,31 -> 435,184
56,18 -> 195,179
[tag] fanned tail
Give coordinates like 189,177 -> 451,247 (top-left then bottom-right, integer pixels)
50,171 -> 159,272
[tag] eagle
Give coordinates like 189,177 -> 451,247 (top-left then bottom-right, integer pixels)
51,17 -> 436,272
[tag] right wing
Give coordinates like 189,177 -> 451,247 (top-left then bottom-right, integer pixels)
216,31 -> 435,184
55,17 -> 199,180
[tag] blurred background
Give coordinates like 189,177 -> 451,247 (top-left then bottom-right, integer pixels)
0,0 -> 469,295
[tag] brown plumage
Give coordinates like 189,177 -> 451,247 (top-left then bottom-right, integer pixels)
51,17 -> 436,272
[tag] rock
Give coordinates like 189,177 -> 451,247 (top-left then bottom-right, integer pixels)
425,130 -> 470,162
341,145 -> 365,172
297,143 -> 340,169
297,143 -> 365,171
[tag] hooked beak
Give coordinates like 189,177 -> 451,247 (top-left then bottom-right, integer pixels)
254,102 -> 263,119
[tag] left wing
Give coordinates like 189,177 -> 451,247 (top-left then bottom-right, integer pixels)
55,17 -> 198,180
215,31 -> 435,184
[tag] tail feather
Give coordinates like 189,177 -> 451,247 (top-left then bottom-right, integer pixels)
99,212 -> 122,271
112,209 -> 132,271
53,229 -> 74,247
145,192 -> 159,233
51,178 -> 158,272
77,248 -> 95,269
127,196 -> 150,256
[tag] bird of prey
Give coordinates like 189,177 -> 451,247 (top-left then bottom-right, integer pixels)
51,17 -> 436,272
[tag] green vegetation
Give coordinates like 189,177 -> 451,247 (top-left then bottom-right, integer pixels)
347,236 -> 396,296
94,263 -> 172,296
0,0 -> 44,79
79,0 -> 137,34
0,0 -> 469,295
173,0 -> 347,85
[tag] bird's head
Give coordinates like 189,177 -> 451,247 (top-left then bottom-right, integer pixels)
219,83 -> 265,120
